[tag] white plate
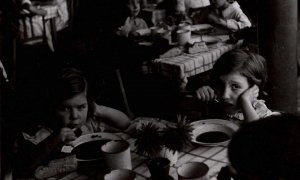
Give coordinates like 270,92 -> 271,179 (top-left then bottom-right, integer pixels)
191,119 -> 239,146
61,132 -> 121,153
190,24 -> 214,31
135,28 -> 151,36
189,35 -> 222,45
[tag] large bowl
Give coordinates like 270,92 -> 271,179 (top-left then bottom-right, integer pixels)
191,119 -> 239,146
61,132 -> 122,172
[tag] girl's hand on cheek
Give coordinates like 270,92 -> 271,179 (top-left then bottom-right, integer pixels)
59,128 -> 77,145
240,85 -> 259,104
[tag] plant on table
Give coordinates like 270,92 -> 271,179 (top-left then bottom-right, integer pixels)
134,115 -> 194,158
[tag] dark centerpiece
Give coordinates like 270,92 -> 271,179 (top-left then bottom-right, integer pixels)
134,115 -> 194,164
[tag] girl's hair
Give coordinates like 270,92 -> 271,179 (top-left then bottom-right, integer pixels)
48,67 -> 94,119
210,49 -> 267,90
228,113 -> 300,179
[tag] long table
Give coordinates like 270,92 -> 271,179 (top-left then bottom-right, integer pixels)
143,37 -> 243,90
50,117 -> 229,180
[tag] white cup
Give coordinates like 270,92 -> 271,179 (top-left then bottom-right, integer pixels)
177,162 -> 209,180
101,140 -> 132,171
104,169 -> 136,180
177,29 -> 191,46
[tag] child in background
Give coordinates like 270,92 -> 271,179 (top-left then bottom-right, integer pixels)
207,0 -> 251,31
12,67 -> 130,178
218,113 -> 300,180
117,0 -> 148,37
196,49 -> 275,123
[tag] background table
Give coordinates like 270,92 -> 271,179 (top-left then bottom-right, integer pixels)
143,37 -> 243,90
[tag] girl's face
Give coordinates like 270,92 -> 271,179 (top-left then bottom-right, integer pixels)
210,0 -> 229,9
217,72 -> 250,114
127,0 -> 140,17
55,92 -> 88,129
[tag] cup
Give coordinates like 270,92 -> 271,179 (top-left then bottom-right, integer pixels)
177,162 -> 209,180
101,140 -> 132,171
104,169 -> 136,180
147,157 -> 170,180
177,29 -> 191,46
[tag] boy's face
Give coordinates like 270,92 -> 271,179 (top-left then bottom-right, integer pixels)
216,72 -> 250,114
210,0 -> 229,9
55,92 -> 88,129
127,0 -> 140,17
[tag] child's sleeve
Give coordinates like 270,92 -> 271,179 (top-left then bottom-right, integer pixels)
253,100 -> 273,118
225,9 -> 251,31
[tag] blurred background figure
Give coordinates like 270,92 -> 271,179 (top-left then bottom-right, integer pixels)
218,113 -> 300,180
117,0 -> 149,38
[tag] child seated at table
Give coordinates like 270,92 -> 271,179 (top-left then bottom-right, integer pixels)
217,113 -> 300,180
206,0 -> 251,31
117,0 -> 149,37
12,67 -> 130,178
195,49 -> 276,123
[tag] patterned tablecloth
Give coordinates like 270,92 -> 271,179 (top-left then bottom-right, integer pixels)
52,117 -> 230,180
143,37 -> 243,90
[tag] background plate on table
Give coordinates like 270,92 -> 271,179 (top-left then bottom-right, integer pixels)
189,35 -> 223,45
61,132 -> 121,154
190,24 -> 214,31
135,28 -> 151,36
191,119 -> 239,146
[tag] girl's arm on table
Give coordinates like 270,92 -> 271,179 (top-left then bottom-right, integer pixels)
224,11 -> 251,31
93,103 -> 130,130
207,10 -> 251,31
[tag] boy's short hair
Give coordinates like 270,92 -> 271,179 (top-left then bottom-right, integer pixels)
210,49 -> 268,90
228,113 -> 300,179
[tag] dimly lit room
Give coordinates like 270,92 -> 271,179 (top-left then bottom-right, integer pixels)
0,0 -> 299,179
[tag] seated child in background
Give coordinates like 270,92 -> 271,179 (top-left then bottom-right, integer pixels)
196,49 -> 276,123
117,0 -> 148,37
217,113 -> 300,180
207,0 -> 251,31
12,67 -> 130,178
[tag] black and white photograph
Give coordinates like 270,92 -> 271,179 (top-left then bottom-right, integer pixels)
0,0 -> 299,179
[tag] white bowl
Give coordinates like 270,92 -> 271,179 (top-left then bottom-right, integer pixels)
191,119 -> 239,146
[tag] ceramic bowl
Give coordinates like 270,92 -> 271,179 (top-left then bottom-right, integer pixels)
191,119 -> 239,146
